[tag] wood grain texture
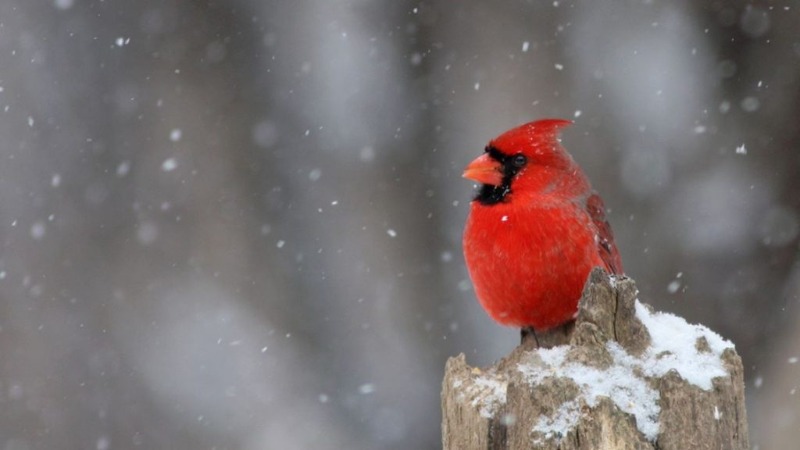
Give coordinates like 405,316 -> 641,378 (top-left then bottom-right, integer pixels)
442,268 -> 749,450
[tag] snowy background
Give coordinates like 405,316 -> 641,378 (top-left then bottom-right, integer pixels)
0,1 -> 798,449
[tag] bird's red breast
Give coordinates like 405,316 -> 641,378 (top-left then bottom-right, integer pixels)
462,119 -> 622,330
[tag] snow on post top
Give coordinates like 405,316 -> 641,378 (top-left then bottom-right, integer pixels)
515,270 -> 738,443
442,269 -> 748,450
633,300 -> 734,389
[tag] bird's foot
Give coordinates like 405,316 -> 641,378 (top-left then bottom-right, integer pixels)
520,322 -> 574,349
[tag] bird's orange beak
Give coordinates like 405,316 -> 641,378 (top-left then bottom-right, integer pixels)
463,153 -> 503,186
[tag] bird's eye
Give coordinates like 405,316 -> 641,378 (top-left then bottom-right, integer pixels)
512,154 -> 527,168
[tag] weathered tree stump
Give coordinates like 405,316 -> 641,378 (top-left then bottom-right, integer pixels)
442,268 -> 749,450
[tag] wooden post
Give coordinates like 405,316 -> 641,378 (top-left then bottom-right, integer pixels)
442,268 -> 749,450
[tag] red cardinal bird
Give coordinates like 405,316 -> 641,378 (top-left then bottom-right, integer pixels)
462,119 -> 623,330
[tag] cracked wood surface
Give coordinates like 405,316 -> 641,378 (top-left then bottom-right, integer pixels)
442,268 -> 749,450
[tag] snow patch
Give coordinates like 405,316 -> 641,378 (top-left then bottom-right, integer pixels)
520,346 -> 660,440
518,300 -> 733,442
464,373 -> 507,418
532,400 -> 582,443
634,300 -> 733,389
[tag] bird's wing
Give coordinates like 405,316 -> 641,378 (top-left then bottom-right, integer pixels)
586,192 -> 624,275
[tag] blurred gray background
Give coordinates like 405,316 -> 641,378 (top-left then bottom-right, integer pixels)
0,1 -> 798,449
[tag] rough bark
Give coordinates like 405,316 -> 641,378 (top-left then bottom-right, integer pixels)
442,268 -> 749,450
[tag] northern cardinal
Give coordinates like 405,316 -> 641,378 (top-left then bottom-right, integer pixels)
462,119 -> 623,330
